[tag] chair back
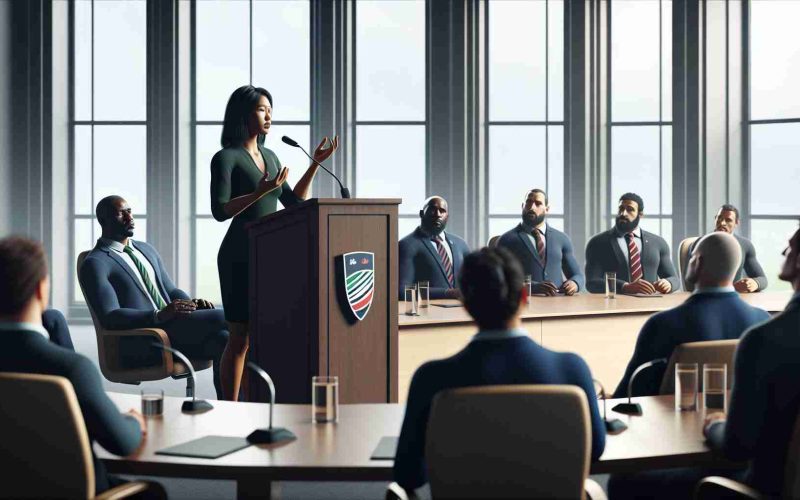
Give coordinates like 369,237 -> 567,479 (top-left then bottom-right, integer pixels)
77,251 -> 117,379
679,237 -> 700,292
486,235 -> 501,248
0,372 -> 94,499
659,339 -> 738,395
425,385 -> 590,499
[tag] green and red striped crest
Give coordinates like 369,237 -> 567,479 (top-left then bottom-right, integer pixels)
342,251 -> 375,321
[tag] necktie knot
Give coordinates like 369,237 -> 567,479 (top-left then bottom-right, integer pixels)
625,232 -> 635,240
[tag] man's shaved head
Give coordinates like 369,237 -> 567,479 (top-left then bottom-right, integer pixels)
686,232 -> 742,288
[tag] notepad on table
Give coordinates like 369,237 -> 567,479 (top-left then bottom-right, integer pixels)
156,435 -> 251,459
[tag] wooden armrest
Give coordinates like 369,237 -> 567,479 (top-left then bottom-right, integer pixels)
103,328 -> 172,372
94,480 -> 150,500
695,476 -> 764,500
385,482 -> 419,500
585,478 -> 608,500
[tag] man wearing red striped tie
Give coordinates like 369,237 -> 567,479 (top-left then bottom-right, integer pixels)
584,193 -> 680,295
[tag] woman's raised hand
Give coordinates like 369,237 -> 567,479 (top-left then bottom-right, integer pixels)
258,166 -> 289,195
312,135 -> 340,164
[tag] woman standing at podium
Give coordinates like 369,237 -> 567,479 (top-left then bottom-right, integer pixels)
210,85 -> 338,401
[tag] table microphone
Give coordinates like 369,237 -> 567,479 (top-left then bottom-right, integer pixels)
150,342 -> 213,413
245,361 -> 296,445
281,135 -> 351,199
612,358 -> 668,416
593,379 -> 627,435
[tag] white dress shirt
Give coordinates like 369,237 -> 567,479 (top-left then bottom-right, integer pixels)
428,231 -> 453,264
616,226 -> 643,264
525,224 -> 547,257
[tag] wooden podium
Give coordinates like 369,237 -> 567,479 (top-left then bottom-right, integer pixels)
246,198 -> 400,404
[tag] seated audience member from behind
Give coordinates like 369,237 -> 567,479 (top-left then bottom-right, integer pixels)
0,236 -> 157,495
612,231 -> 769,399
398,196 -> 470,300
686,204 -> 768,293
702,224 -> 800,497
584,192 -> 680,295
79,195 -> 229,399
496,188 -> 585,296
393,247 -> 606,495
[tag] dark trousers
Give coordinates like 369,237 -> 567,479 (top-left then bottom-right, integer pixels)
120,309 -> 229,400
42,309 -> 74,351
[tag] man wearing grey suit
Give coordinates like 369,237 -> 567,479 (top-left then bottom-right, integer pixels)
497,189 -> 585,295
585,193 -> 680,295
686,204 -> 768,293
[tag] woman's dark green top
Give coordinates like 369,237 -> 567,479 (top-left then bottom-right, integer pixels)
210,145 -> 301,322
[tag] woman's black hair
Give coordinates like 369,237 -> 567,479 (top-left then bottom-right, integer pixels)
220,85 -> 273,148
459,247 -> 524,330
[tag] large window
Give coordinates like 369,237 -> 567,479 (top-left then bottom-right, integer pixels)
486,0 -> 564,239
609,0 -> 672,243
71,0 -> 148,304
353,0 -> 426,238
193,0 -> 310,303
748,0 -> 800,291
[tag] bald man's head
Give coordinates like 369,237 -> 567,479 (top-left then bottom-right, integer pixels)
419,196 -> 449,236
686,232 -> 742,288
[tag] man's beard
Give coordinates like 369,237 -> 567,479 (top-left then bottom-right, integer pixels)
615,215 -> 641,234
522,211 -> 546,228
422,218 -> 447,236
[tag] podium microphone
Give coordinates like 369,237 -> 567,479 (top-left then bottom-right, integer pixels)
150,343 -> 213,413
281,135 -> 351,199
593,379 -> 627,435
612,358 -> 667,415
245,361 -> 296,444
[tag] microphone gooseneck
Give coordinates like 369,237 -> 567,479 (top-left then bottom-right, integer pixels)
150,342 -> 213,413
245,361 -> 296,445
281,135 -> 350,199
593,378 -> 627,435
612,357 -> 668,416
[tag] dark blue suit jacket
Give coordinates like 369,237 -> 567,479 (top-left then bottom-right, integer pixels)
497,223 -> 586,291
0,325 -> 141,492
707,294 -> 800,496
394,334 -> 606,491
612,291 -> 770,398
79,240 -> 190,330
398,228 -> 470,299
585,227 -> 680,293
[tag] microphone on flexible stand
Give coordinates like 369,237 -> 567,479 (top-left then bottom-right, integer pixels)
245,361 -> 296,445
281,135 -> 350,199
612,358 -> 668,415
593,379 -> 627,435
150,343 -> 213,414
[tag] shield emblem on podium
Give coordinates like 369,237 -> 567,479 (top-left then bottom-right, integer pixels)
342,251 -> 375,321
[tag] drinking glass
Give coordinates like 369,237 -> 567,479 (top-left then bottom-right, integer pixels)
524,275 -> 533,304
312,376 -> 339,423
703,363 -> 727,412
404,286 -> 418,315
605,272 -> 617,299
141,389 -> 164,417
675,363 -> 698,411
417,281 -> 430,309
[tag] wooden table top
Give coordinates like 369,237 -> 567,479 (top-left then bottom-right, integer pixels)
399,291 -> 793,327
99,392 -> 738,480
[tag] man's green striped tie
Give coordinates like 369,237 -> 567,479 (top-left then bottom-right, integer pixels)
123,245 -> 167,309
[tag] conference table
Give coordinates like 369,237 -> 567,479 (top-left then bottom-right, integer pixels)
399,291 -> 792,400
100,392 -> 743,499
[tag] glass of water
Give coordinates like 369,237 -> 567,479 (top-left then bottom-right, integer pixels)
312,376 -> 339,423
675,363 -> 698,411
703,363 -> 727,412
524,275 -> 533,304
417,281 -> 430,309
141,389 -> 164,417
404,286 -> 418,315
605,272 -> 617,299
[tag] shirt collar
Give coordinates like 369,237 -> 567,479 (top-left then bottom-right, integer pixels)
616,226 -> 641,239
471,328 -> 528,342
98,237 -> 132,253
521,222 -> 547,236
693,285 -> 736,295
0,321 -> 49,340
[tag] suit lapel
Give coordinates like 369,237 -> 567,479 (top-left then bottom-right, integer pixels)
447,236 -> 462,278
131,241 -> 171,302
608,230 -> 630,281
418,230 -> 450,283
102,247 -> 151,299
543,226 -> 557,270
